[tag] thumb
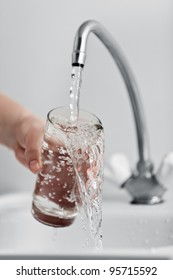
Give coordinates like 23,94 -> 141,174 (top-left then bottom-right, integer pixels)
25,122 -> 44,173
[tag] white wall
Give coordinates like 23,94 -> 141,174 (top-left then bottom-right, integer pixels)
0,0 -> 173,192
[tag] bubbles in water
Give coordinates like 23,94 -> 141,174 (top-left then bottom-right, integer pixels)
59,147 -> 67,155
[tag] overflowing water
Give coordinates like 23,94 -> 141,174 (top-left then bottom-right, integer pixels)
68,66 -> 104,249
67,120 -> 104,249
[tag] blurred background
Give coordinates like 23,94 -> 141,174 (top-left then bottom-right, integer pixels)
0,0 -> 172,194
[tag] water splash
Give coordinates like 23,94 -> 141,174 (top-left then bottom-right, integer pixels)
67,122 -> 104,249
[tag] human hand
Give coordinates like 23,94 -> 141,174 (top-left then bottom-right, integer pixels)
0,94 -> 45,173
13,115 -> 45,173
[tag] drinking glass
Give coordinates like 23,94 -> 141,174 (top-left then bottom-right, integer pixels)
32,106 -> 104,227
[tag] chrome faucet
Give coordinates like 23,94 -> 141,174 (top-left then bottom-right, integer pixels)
71,20 -> 166,204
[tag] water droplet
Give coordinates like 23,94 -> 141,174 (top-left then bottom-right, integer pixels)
69,86 -> 73,94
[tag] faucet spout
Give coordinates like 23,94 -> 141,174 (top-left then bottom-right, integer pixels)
72,20 -> 166,204
72,20 -> 150,169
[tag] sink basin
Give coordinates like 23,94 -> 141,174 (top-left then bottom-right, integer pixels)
0,187 -> 173,259
102,195 -> 173,259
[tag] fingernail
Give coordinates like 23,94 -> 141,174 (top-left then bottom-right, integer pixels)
29,160 -> 40,173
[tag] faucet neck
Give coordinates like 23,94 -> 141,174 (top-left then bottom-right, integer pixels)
72,20 -> 152,173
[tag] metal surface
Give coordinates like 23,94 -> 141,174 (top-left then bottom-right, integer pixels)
72,20 -> 166,204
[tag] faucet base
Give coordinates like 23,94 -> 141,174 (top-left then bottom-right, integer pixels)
131,196 -> 164,205
124,173 -> 166,205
